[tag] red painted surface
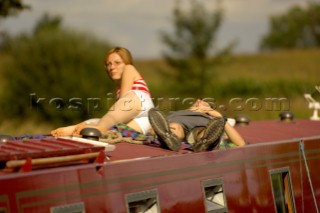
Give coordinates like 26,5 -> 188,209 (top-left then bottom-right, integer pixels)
0,138 -> 105,161
0,118 -> 320,212
235,119 -> 320,144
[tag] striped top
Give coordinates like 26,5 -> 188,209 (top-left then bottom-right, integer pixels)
116,78 -> 151,98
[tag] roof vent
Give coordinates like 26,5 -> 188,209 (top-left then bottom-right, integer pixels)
279,111 -> 294,122
235,114 -> 250,126
0,134 -> 15,143
80,128 -> 102,141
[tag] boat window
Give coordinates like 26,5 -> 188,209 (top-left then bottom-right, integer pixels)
125,189 -> 160,213
50,202 -> 85,213
270,168 -> 296,213
202,178 -> 228,213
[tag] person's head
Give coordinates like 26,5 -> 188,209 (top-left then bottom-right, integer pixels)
104,47 -> 133,80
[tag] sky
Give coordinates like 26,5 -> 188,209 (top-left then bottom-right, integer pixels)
1,0 -> 308,59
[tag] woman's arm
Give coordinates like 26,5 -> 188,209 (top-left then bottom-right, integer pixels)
118,65 -> 141,98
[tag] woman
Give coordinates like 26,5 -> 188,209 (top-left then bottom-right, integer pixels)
51,47 -> 154,137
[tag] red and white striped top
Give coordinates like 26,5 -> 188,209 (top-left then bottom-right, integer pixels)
116,78 -> 151,98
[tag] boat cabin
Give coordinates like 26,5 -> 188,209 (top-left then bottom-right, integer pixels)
0,116 -> 320,213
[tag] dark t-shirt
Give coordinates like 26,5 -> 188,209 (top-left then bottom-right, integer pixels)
167,110 -> 212,136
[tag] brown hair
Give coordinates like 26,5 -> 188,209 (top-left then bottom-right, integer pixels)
104,47 -> 133,65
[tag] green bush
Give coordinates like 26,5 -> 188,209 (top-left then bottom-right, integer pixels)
0,18 -> 112,125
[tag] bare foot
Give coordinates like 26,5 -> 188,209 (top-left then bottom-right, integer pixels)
51,125 -> 76,137
71,123 -> 88,137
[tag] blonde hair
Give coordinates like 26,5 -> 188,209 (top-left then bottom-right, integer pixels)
104,47 -> 133,65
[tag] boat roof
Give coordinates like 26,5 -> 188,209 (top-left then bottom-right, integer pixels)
103,118 -> 320,162
234,118 -> 320,144
1,118 -> 320,174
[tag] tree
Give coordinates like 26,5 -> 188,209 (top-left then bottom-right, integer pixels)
260,3 -> 320,50
0,0 -> 29,17
0,14 -> 112,125
160,0 -> 235,97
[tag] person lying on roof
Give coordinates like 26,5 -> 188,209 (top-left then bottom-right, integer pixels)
148,99 -> 246,152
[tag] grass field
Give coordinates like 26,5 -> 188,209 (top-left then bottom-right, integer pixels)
0,49 -> 319,135
136,48 -> 319,118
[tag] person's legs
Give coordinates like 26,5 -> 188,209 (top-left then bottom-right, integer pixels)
169,123 -> 185,140
71,91 -> 144,136
192,117 -> 225,152
97,91 -> 141,129
148,108 -> 181,151
51,125 -> 77,137
186,126 -> 205,146
52,91 -> 144,137
126,120 -> 143,133
51,122 -> 87,137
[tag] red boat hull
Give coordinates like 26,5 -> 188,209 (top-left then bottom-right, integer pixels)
1,119 -> 320,212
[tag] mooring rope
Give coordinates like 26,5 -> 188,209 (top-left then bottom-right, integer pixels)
300,140 -> 319,213
99,130 -> 146,145
101,130 -> 124,143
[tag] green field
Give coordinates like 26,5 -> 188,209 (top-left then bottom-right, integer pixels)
0,48 -> 319,135
136,48 -> 319,119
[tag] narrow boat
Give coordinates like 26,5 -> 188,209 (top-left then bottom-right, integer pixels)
0,111 -> 319,213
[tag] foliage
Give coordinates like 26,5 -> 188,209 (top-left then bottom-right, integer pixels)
215,78 -> 309,98
260,3 -> 320,50
1,48 -> 319,134
0,14 -> 112,125
160,0 -> 236,97
0,0 -> 29,17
